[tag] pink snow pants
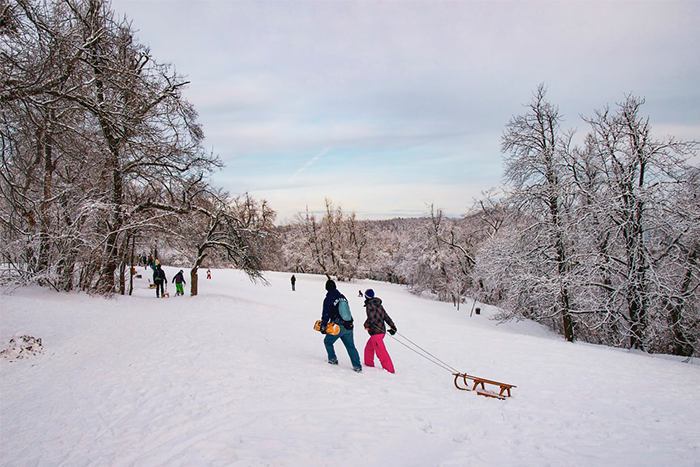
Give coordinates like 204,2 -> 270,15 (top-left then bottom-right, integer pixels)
364,334 -> 395,373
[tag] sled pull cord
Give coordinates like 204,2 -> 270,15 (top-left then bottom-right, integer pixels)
389,332 -> 516,400
389,332 -> 460,374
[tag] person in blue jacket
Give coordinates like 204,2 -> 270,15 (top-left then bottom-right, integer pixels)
319,280 -> 362,372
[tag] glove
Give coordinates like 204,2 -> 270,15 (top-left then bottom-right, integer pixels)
388,327 -> 397,336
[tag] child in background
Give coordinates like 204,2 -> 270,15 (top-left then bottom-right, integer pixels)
172,270 -> 186,296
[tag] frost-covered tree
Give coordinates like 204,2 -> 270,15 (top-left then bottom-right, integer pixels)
576,96 -> 698,350
401,206 -> 476,308
288,198 -> 368,281
485,89 -> 698,353
660,166 -> 700,356
175,191 -> 275,296
500,84 -> 577,341
1,0 -> 225,295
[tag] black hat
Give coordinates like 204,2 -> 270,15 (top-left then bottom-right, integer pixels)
325,280 -> 336,291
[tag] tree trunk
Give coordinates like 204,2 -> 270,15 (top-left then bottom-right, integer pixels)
190,268 -> 199,297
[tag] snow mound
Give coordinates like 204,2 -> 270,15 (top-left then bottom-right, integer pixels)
1,333 -> 44,360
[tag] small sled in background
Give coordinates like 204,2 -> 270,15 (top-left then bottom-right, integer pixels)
314,320 -> 339,336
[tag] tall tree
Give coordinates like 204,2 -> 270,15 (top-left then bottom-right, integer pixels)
581,96 -> 696,350
501,84 -> 576,341
1,0 -> 221,294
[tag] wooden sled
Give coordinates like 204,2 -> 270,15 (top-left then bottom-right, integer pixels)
162,292 -> 170,298
453,373 -> 516,400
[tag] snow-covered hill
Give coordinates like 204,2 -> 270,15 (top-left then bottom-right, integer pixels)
1,268 -> 699,467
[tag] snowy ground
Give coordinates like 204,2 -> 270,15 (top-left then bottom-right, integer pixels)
1,268 -> 699,467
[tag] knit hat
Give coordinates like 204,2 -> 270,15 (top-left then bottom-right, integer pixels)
364,289 -> 375,299
325,280 -> 336,291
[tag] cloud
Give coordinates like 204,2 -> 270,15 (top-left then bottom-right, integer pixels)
112,0 -> 700,222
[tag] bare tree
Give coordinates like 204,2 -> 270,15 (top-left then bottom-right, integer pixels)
177,191 -> 275,296
662,166 -> 700,356
1,0 -> 221,294
501,84 -> 576,341
288,198 -> 368,281
580,96 -> 697,350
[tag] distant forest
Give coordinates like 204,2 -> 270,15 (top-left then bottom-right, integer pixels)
2,1 -> 698,356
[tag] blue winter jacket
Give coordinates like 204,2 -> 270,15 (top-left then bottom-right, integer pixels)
321,289 -> 346,327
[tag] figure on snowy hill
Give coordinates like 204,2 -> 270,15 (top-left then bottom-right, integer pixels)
319,280 -> 362,372
172,270 -> 187,296
363,289 -> 396,373
291,274 -> 296,291
207,268 -> 211,280
153,262 -> 167,298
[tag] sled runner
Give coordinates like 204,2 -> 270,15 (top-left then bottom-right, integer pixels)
452,373 -> 516,400
314,320 -> 340,336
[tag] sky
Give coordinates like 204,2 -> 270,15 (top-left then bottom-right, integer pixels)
109,0 -> 700,223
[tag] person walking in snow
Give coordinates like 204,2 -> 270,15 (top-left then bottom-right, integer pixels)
363,289 -> 397,373
291,274 -> 296,291
319,280 -> 362,372
206,268 -> 211,280
153,262 -> 167,298
172,270 -> 186,296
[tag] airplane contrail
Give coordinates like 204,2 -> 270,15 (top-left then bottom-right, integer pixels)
290,147 -> 330,181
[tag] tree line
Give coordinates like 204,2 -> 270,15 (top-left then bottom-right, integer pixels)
1,0 -> 275,295
270,87 -> 699,357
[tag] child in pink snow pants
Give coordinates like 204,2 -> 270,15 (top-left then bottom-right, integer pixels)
362,289 -> 397,373
365,334 -> 394,373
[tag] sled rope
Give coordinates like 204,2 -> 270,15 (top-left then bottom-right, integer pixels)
389,332 -> 459,374
389,332 -> 517,400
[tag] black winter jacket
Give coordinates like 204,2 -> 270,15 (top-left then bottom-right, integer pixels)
172,272 -> 186,284
322,288 -> 346,327
153,266 -> 166,283
363,297 -> 395,335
